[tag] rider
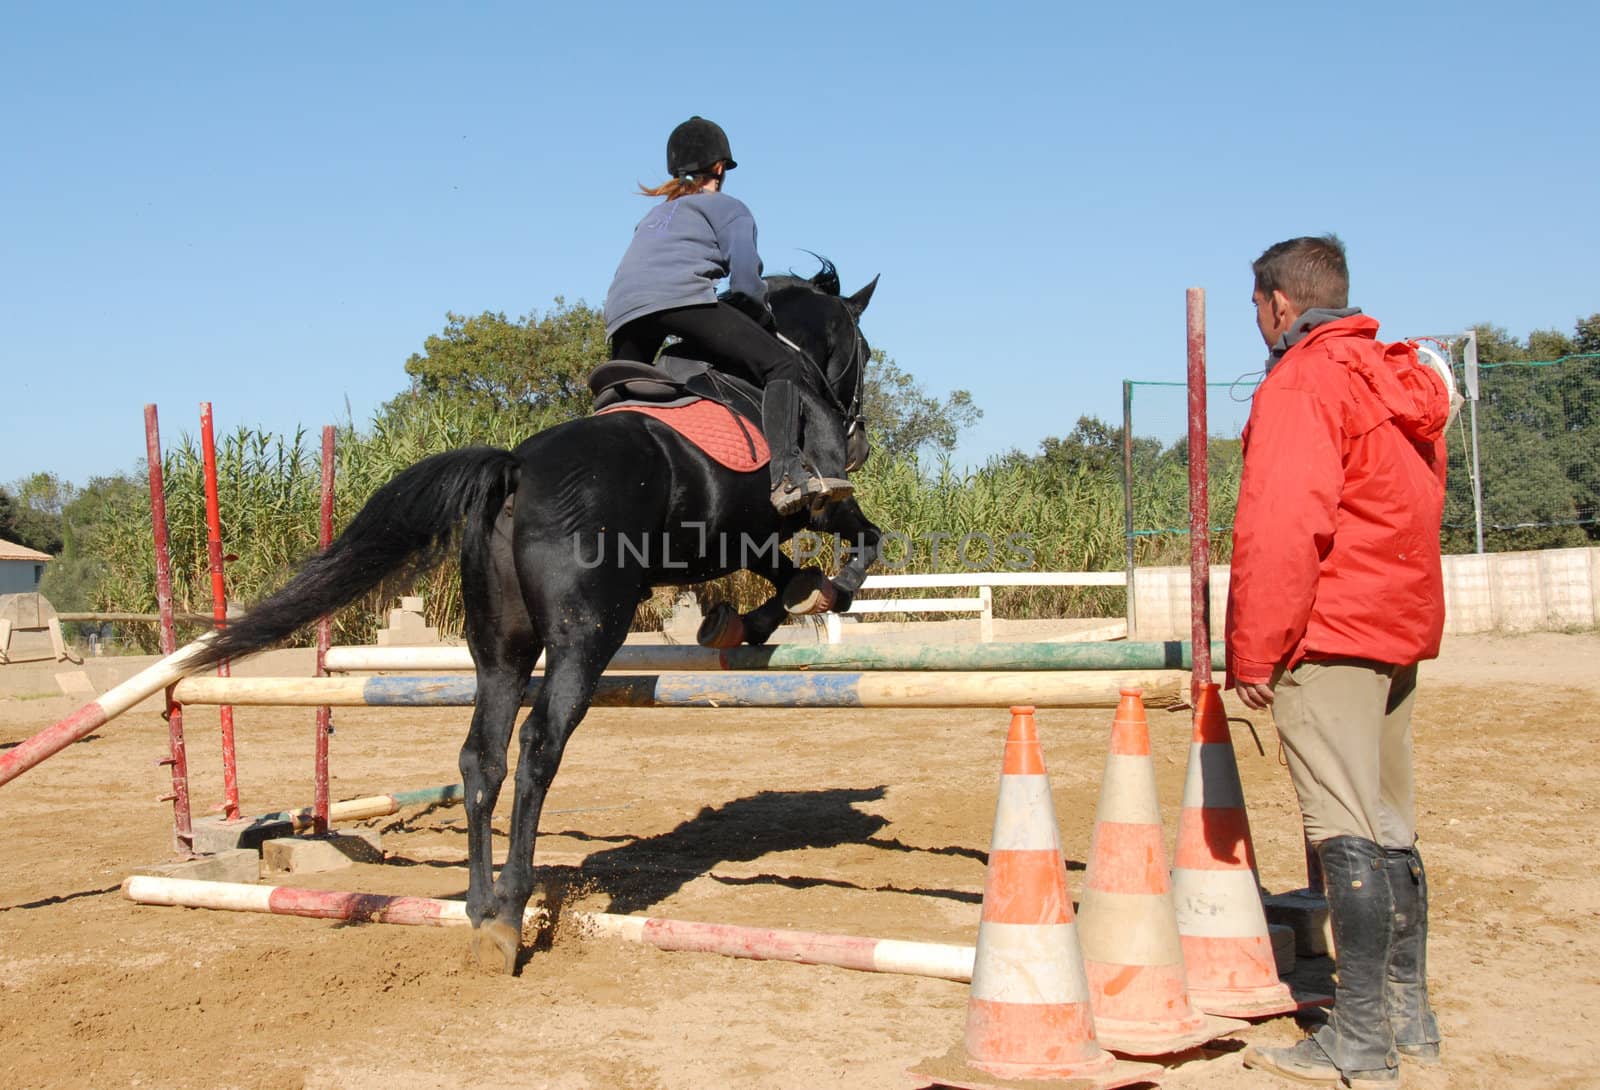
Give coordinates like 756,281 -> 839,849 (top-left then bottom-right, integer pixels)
604,116 -> 850,515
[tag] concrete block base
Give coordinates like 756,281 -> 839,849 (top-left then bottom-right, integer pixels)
1268,922 -> 1297,975
262,830 -> 383,875
190,814 -> 295,855
1265,887 -> 1334,957
130,848 -> 260,885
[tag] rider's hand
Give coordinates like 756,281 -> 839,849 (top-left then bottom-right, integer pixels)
725,291 -> 778,333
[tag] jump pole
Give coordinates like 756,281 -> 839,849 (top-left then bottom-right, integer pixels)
312,425 -> 336,835
0,638 -> 217,788
322,640 -> 1226,675
1186,287 -> 1211,703
254,782 -> 465,832
145,404 -> 195,853
170,670 -> 1187,709
200,402 -> 242,822
122,875 -> 976,983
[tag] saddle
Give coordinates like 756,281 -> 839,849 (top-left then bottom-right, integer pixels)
588,355 -> 770,471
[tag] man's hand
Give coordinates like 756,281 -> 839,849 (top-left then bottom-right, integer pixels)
1235,680 -> 1276,710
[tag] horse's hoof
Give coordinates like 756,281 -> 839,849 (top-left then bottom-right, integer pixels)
469,919 -> 521,975
697,603 -> 746,649
783,570 -> 837,615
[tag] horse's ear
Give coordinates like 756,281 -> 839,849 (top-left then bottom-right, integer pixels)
845,275 -> 879,317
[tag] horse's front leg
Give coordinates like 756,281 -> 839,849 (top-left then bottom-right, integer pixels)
782,499 -> 882,614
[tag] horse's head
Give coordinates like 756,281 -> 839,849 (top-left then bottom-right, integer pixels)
767,258 -> 878,471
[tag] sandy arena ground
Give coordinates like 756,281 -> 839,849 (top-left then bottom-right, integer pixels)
2,627 -> 1597,1089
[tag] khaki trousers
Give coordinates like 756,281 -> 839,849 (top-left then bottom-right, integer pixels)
1271,658 -> 1419,849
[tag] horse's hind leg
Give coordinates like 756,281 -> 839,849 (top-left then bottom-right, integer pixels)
488,576 -> 641,967
457,499 -> 540,971
698,553 -> 799,648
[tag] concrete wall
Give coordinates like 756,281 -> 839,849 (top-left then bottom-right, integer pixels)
1438,547 -> 1600,633
1132,546 -> 1600,640
0,559 -> 46,595
1132,564 -> 1231,643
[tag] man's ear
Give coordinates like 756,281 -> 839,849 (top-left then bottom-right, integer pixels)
1270,290 -> 1298,327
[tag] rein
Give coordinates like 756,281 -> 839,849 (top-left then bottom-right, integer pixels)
777,317 -> 867,439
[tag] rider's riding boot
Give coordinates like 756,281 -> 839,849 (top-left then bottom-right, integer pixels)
1245,836 -> 1399,1086
1386,845 -> 1442,1065
763,379 -> 851,515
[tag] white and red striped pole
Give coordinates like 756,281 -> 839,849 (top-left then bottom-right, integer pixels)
0,639 -> 214,788
122,875 -> 976,982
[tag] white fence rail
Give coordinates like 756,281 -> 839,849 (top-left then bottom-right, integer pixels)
827,572 -> 1127,643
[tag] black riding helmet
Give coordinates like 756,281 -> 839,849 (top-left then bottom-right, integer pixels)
667,116 -> 736,178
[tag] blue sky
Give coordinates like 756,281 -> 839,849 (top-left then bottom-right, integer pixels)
3,2 -> 1594,488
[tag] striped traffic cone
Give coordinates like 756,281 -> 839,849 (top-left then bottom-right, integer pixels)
1079,689 -> 1249,1054
1170,682 -> 1297,1017
908,707 -> 1159,1090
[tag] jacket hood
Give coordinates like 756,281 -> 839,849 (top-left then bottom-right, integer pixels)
1292,315 -> 1451,444
1266,306 -> 1362,372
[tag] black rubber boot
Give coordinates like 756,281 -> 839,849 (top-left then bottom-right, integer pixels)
762,380 -> 847,515
1312,836 -> 1399,1085
1386,845 -> 1442,1065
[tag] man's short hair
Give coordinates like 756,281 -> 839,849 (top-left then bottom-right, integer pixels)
1252,234 -> 1349,310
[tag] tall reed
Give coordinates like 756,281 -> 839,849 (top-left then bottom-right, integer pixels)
99,417 -> 1240,649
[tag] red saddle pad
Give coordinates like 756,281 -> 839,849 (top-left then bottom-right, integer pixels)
597,399 -> 770,472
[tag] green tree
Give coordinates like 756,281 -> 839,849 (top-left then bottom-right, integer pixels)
1470,323 -> 1530,364
39,474 -> 145,612
1444,315 -> 1600,551
1527,328 -> 1575,361
1574,313 -> 1600,355
0,473 -> 72,553
392,299 -> 609,433
862,350 -> 981,460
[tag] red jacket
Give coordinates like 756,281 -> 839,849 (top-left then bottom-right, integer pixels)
1225,315 -> 1450,686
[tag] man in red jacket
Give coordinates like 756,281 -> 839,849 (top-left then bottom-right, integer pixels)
1230,236 -> 1452,1087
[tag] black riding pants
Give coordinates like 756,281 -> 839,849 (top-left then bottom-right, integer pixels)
610,302 -> 801,386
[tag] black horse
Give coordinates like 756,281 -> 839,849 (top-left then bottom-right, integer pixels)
185,261 -> 883,971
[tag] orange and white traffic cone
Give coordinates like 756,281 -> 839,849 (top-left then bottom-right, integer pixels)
908,707 -> 1160,1090
1078,688 -> 1249,1054
1170,682 -> 1297,1018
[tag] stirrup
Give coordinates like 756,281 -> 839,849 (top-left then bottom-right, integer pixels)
812,476 -> 853,502
771,478 -> 811,516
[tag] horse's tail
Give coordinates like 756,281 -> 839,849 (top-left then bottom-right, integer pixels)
183,446 -> 521,670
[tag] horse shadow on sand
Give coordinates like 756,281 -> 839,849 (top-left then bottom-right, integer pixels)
385,784 -> 1089,960
535,786 -> 1086,921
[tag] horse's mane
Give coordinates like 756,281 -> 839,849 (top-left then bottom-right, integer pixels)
768,253 -> 840,298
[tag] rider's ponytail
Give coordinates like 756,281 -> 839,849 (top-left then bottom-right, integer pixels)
637,171 -> 717,200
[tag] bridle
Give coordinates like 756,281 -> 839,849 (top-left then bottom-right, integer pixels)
776,304 -> 868,468
838,320 -> 869,470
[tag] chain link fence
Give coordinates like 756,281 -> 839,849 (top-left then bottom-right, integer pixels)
1123,352 -> 1600,556
1445,353 -> 1600,553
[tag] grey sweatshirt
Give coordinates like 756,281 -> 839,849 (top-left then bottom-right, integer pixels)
603,191 -> 769,337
